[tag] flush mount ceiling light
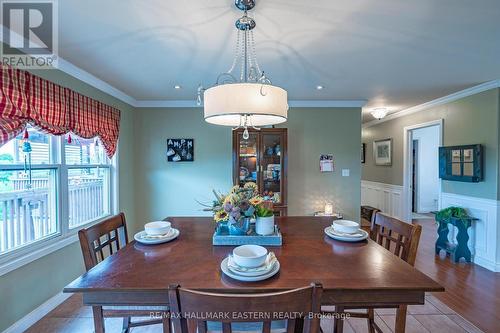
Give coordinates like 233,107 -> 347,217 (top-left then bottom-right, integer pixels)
316,85 -> 324,90
197,0 -> 288,139
174,85 -> 181,89
371,108 -> 389,120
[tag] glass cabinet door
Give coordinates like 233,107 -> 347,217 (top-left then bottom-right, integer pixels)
237,132 -> 259,186
260,132 -> 283,204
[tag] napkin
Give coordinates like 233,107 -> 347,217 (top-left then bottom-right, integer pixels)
141,229 -> 175,240
228,252 -> 277,273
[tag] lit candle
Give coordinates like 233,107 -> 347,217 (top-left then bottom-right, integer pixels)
324,202 -> 333,215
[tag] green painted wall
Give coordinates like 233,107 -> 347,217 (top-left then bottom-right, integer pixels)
133,107 -> 361,226
362,88 -> 500,200
0,74 -> 361,331
0,69 -> 136,332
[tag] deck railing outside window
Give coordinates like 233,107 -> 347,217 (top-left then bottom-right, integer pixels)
0,126 -> 113,256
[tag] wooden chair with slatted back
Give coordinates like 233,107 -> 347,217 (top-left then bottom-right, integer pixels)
323,212 -> 422,333
167,283 -> 323,333
78,213 -> 170,333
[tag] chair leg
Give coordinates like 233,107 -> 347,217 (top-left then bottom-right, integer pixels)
333,306 -> 344,333
395,305 -> 407,333
92,306 -> 105,333
367,309 -> 375,333
121,316 -> 131,333
162,316 -> 171,333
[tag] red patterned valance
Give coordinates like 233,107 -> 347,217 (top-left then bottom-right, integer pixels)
0,65 -> 120,157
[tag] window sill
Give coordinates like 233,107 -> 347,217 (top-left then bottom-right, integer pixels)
0,234 -> 79,277
0,214 -> 112,277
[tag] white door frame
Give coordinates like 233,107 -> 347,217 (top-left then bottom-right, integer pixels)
402,119 -> 443,222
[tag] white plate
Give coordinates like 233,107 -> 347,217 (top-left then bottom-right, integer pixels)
227,253 -> 277,277
324,227 -> 369,242
134,228 -> 179,245
221,257 -> 280,282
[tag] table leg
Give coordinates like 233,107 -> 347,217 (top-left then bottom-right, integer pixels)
454,221 -> 472,263
395,305 -> 407,333
294,317 -> 304,333
92,306 -> 105,333
435,221 -> 448,255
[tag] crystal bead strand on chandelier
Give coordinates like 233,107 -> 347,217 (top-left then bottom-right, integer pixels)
200,0 -> 288,137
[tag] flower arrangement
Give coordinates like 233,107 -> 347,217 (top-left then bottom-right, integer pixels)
202,182 -> 266,225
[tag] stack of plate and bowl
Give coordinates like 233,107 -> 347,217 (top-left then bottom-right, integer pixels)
324,220 -> 369,242
221,245 -> 280,282
134,221 -> 180,245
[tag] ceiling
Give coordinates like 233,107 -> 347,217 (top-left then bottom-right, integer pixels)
58,0 -> 500,121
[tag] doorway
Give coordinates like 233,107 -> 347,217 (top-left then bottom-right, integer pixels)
412,139 -> 418,213
403,120 -> 443,222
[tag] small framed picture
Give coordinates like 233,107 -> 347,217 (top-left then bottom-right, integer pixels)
320,154 -> 334,172
361,143 -> 366,164
167,138 -> 194,162
373,138 -> 392,166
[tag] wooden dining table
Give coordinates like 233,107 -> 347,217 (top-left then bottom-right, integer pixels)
64,216 -> 444,333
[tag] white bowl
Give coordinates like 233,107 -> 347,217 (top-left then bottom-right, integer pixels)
232,245 -> 268,268
144,221 -> 171,236
332,220 -> 360,234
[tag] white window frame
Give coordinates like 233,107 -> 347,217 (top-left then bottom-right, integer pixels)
0,135 -> 118,276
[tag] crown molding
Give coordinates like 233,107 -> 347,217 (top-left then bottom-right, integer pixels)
288,100 -> 367,108
57,59 -> 137,106
363,79 -> 500,128
133,99 -> 368,108
0,25 -> 137,106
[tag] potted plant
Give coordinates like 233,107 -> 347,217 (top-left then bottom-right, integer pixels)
255,202 -> 275,235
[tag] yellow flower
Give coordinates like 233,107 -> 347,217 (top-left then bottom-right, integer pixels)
214,210 -> 229,223
229,185 -> 241,194
249,196 -> 263,206
224,193 -> 239,205
244,182 -> 257,191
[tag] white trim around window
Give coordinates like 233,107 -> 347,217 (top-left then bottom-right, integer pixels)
0,135 -> 119,277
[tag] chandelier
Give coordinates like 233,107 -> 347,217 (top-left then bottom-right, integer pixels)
197,0 -> 288,139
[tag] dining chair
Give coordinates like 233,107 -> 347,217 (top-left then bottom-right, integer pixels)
323,212 -> 422,333
78,213 -> 170,333
360,206 -> 380,233
167,283 -> 323,333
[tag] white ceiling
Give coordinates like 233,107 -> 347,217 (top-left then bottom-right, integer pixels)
58,0 -> 500,120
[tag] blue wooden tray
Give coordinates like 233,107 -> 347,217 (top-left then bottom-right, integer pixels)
212,225 -> 282,246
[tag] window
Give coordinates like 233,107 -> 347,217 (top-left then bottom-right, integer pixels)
0,126 -> 115,257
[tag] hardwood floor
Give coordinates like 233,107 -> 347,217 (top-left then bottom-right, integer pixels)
24,216 -> 495,333
412,217 -> 500,333
27,293 -> 481,333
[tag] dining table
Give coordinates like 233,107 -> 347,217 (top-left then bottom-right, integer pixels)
64,216 -> 444,333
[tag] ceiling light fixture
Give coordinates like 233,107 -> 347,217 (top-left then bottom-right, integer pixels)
197,0 -> 288,140
371,108 -> 389,120
174,85 -> 181,89
316,85 -> 324,90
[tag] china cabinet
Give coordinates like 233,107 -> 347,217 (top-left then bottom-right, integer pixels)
232,128 -> 287,216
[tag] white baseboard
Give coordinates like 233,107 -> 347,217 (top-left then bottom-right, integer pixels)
3,292 -> 72,333
361,180 -> 404,221
440,192 -> 500,272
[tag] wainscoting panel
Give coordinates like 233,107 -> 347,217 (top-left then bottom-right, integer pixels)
440,192 -> 499,272
361,180 -> 404,221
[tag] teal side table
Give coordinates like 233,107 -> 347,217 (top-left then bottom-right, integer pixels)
435,216 -> 477,263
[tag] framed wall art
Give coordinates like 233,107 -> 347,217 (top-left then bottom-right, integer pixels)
320,154 -> 334,172
167,138 -> 194,162
439,144 -> 483,182
373,138 -> 392,166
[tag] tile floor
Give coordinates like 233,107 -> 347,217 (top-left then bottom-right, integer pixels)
25,293 -> 483,333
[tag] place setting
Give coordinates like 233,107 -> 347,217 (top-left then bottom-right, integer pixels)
220,245 -> 280,282
134,221 -> 180,245
324,219 -> 369,242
